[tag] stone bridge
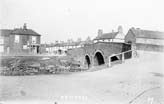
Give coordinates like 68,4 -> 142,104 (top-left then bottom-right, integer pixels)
68,42 -> 132,68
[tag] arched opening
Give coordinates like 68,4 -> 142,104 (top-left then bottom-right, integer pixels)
111,56 -> 119,62
94,52 -> 105,66
58,49 -> 62,54
85,55 -> 91,68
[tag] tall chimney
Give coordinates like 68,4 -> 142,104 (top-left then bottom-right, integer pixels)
118,25 -> 123,33
23,23 -> 27,30
98,29 -> 103,36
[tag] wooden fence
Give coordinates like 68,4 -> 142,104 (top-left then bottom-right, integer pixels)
108,50 -> 137,67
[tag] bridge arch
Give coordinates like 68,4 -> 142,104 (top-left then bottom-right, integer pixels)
84,54 -> 91,68
93,50 -> 105,66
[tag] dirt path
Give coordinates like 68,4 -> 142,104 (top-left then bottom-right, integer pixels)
0,52 -> 164,104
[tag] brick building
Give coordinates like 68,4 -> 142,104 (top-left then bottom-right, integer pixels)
0,24 -> 41,55
68,26 -> 132,68
125,27 -> 164,52
93,26 -> 126,43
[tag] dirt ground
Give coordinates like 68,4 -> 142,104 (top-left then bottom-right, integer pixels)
0,51 -> 164,104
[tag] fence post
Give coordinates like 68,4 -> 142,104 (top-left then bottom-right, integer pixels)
132,50 -> 134,58
132,50 -> 136,58
108,56 -> 111,67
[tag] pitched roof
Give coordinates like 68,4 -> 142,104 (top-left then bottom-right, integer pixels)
0,29 -> 13,36
0,28 -> 41,36
11,28 -> 41,36
94,32 -> 118,40
130,28 -> 164,39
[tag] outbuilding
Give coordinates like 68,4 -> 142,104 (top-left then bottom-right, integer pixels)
125,27 -> 164,52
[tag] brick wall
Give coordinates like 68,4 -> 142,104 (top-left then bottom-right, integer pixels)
136,44 -> 164,52
68,42 -> 124,67
84,42 -> 123,66
125,30 -> 164,52
8,34 -> 41,54
125,30 -> 136,43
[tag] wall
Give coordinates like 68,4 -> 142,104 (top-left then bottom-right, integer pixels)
125,29 -> 164,52
2,35 -> 10,53
68,42 -> 124,68
8,34 -> 41,54
84,42 -> 123,66
125,30 -> 136,43
136,44 -> 164,52
67,47 -> 85,65
136,38 -> 164,46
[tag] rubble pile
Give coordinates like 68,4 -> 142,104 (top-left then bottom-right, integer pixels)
0,56 -> 87,76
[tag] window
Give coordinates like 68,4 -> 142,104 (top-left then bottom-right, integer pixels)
15,35 -> 19,43
0,38 -> 4,44
0,46 -> 4,52
32,36 -> 37,44
23,45 -> 28,49
104,39 -> 108,42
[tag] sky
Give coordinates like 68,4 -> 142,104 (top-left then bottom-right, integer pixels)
1,0 -> 164,43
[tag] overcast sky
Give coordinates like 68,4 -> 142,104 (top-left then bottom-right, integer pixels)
1,0 -> 164,43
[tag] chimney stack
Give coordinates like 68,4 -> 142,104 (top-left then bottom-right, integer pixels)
136,28 -> 140,30
98,29 -> 103,36
23,23 -> 27,30
118,25 -> 123,33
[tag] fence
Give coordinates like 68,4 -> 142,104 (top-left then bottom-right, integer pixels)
108,50 -> 137,67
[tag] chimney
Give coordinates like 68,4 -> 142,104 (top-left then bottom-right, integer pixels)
118,25 -> 123,33
23,23 -> 27,30
98,29 -> 103,36
136,28 -> 141,35
136,28 -> 140,30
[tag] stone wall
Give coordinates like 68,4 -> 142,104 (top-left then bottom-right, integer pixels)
68,42 -> 125,68
67,47 -> 85,65
84,42 -> 124,66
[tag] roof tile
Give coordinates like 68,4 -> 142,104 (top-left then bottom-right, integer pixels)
130,28 -> 164,39
11,28 -> 41,36
94,32 -> 118,40
0,29 -> 13,36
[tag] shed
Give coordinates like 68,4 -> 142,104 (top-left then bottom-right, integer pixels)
125,27 -> 164,52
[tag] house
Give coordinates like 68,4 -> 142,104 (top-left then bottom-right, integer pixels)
0,29 -> 12,53
43,41 -> 86,55
0,23 -> 41,54
93,26 -> 126,43
125,27 -> 164,52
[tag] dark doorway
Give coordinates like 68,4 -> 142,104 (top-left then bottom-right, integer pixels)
111,56 -> 119,62
36,46 -> 39,54
94,52 -> 105,66
85,55 -> 91,68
